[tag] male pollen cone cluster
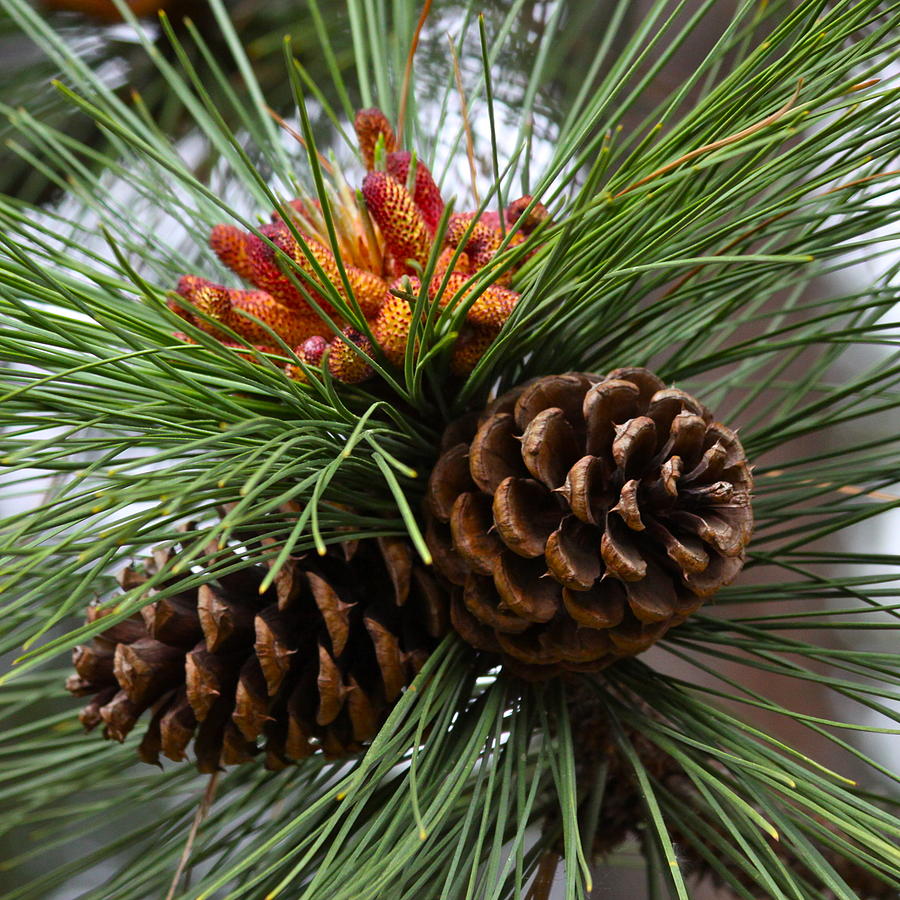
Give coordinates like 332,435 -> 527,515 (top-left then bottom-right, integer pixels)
170,108 -> 549,383
425,368 -> 753,678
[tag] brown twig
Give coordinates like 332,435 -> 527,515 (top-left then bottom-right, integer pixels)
527,851 -> 561,900
266,106 -> 334,175
449,34 -> 480,206
659,209 -> 791,301
397,0 -> 433,145
615,80 -> 804,200
762,470 -> 899,503
165,772 -> 220,900
820,167 -> 900,196
658,166 -> 900,302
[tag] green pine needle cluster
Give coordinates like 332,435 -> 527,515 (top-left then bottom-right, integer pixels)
0,0 -> 898,897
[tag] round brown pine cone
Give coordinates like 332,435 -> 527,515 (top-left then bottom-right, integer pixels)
425,368 -> 753,677
67,537 -> 447,771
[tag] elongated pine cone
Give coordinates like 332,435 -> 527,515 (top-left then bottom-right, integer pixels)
67,537 -> 448,771
425,368 -> 753,677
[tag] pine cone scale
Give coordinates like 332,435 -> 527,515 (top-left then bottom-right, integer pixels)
345,676 -> 380,741
253,611 -> 293,697
612,478 -> 645,530
100,691 -> 143,742
72,643 -> 115,684
561,455 -> 612,524
583,380 -> 640,454
463,574 -> 532,633
308,573 -> 352,655
521,407 -> 581,488
469,414 -> 529,493
449,492 -> 501,574
668,412 -> 707,459
363,616 -> 405,702
233,659 -> 271,741
493,553 -> 561,623
197,584 -> 256,652
113,639 -> 184,706
377,537 -> 413,606
492,477 -> 562,558
185,643 -> 239,721
316,645 -> 345,725
545,518 -> 602,590
425,516 -> 470,586
142,595 -> 202,646
683,553 -> 746,597
562,580 -> 626,629
426,443 -> 475,519
646,519 -> 709,573
612,416 -> 657,474
624,563 -> 677,623
513,373 -> 597,431
600,516 -> 647,581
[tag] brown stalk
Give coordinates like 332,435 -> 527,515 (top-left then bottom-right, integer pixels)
658,166 -> 900,302
165,772 -> 220,900
527,851 -> 561,900
397,0 -> 434,144
615,80 -> 804,199
763,470 -> 899,503
266,107 -> 334,175
449,34 -> 481,206
820,167 -> 900,196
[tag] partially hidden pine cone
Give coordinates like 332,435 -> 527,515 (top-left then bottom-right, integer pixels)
558,684 -> 896,900
67,534 -> 448,771
426,368 -> 753,677
548,681 -> 691,859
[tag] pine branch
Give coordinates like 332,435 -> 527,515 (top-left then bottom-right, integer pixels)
0,1 -> 898,898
